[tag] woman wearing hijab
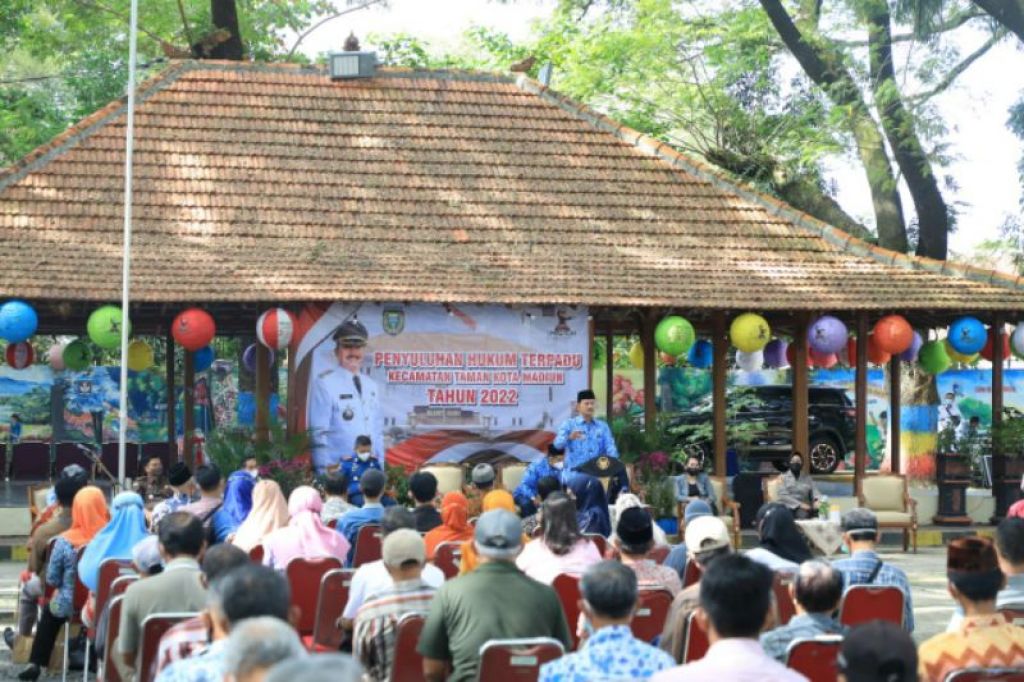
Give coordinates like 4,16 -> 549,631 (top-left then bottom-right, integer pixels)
516,492 -> 602,584
423,491 -> 473,561
231,479 -> 290,553
458,490 -> 528,574
263,486 -> 350,570
746,502 -> 813,572
19,486 -> 109,681
568,474 -> 612,537
211,471 -> 256,544
611,493 -> 668,547
78,491 -> 148,593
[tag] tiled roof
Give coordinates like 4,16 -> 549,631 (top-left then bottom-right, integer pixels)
1,59 -> 1023,310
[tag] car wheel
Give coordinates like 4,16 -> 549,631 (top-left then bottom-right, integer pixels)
809,436 -> 841,474
681,442 -> 708,466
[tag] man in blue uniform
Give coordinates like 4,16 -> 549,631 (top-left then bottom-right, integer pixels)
339,435 -> 384,507
512,444 -> 567,515
553,389 -> 619,471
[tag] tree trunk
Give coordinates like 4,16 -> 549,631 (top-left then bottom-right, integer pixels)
210,0 -> 244,60
758,0 -> 909,253
974,0 -> 1024,43
865,1 -> 949,261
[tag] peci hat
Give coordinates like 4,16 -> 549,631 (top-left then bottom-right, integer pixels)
332,320 -> 369,347
577,389 -> 596,402
616,507 -> 654,547
684,516 -> 731,555
471,463 -> 496,486
168,462 -> 192,487
948,536 -> 999,574
382,528 -> 426,567
547,443 -> 565,457
474,509 -> 523,559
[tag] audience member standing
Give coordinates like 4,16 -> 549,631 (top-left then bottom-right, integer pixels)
614,508 -> 681,596
262,486 -> 350,570
837,621 -> 917,682
409,471 -> 441,533
516,492 -> 602,584
210,470 -> 255,544
552,389 -> 619,470
78,491 -> 148,592
151,463 -> 195,531
336,468 -> 387,555
458,489 -> 524,574
759,561 -> 845,661
746,503 -> 811,573
181,464 -> 225,529
512,444 -> 567,516
423,491 -> 474,561
221,617 -> 305,682
231,479 -> 289,554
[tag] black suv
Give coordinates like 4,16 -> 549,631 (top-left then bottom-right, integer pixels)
669,385 -> 855,474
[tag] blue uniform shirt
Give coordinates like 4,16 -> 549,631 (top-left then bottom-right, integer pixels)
340,456 -> 384,507
552,416 -> 619,470
512,458 -> 566,510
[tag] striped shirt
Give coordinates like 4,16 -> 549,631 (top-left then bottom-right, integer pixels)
354,578 -> 436,681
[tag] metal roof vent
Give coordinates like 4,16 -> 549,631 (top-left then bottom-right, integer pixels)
329,32 -> 376,80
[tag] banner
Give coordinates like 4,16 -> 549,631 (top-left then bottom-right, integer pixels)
293,303 -> 590,469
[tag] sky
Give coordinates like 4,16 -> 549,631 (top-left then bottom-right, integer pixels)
302,0 -> 1024,260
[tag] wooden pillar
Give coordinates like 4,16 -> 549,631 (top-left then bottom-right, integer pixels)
255,343 -> 271,442
165,330 -> 177,463
792,314 -> 810,471
854,312 -> 869,500
642,310 -> 657,435
286,346 -> 297,437
605,332 -> 614,423
183,349 -> 195,469
889,355 -> 902,474
993,314 -> 1007,516
712,312 -> 728,476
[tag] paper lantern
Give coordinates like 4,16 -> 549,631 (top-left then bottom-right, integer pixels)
846,337 -> 891,366
785,343 -> 812,368
628,341 -> 644,369
243,343 -> 274,373
808,316 -> 848,355
48,343 -> 66,371
5,342 -> 34,369
1012,323 -> 1024,360
980,327 -> 1011,362
730,313 -> 771,352
873,315 -> 913,355
809,348 -> 838,368
193,346 -> 215,372
62,340 -> 91,371
735,349 -> 763,371
944,338 -> 978,364
173,308 -> 216,352
126,340 -> 154,371
919,340 -> 951,374
87,305 -> 129,350
654,316 -> 696,357
0,300 -> 38,343
659,352 -> 676,366
899,331 -> 923,362
764,339 -> 788,368
947,316 -> 986,355
687,339 -> 713,369
256,308 -> 296,351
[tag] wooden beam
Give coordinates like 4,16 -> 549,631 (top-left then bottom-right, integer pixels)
605,332 -> 614,424
712,312 -> 728,476
854,312 -> 869,499
183,349 -> 195,469
642,310 -> 658,435
889,355 -> 902,474
165,329 -> 177,463
792,314 -> 810,471
255,343 -> 271,442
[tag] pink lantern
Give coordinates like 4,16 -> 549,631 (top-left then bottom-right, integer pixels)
48,343 -> 66,371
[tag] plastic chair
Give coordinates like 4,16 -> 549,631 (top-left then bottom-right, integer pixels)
944,669 -> 1024,682
631,589 -> 673,643
311,568 -> 354,651
85,562 -> 137,682
99,595 -> 127,682
838,585 -> 904,628
285,556 -> 344,637
353,524 -> 383,567
433,541 -> 463,580
773,572 -> 797,626
647,545 -> 670,564
389,613 -> 426,682
248,544 -> 264,564
681,560 -> 703,588
552,573 -> 582,650
476,638 -> 565,682
585,534 -> 607,557
135,613 -> 196,682
785,635 -> 843,682
682,611 -> 709,663
61,548 -> 90,682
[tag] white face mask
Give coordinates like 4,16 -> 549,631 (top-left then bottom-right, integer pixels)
357,450 -> 371,462
551,461 -> 564,470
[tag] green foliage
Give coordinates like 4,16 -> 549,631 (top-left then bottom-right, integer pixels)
386,464 -> 410,504
609,414 -> 677,464
994,408 -> 1024,459
205,421 -> 309,473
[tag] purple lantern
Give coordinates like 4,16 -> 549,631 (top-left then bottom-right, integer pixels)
808,315 -> 848,355
242,343 -> 275,373
764,339 -> 789,368
899,331 -> 923,362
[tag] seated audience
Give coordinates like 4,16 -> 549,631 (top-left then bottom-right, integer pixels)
774,452 -> 821,520
409,471 -> 441,533
917,536 -> 1024,681
465,463 -> 497,518
18,486 -> 109,681
156,544 -> 251,674
418,509 -> 572,681
231,479 -> 289,554
79,491 -> 148,592
760,560 -> 845,661
27,465 -> 88,537
423,491 -> 474,562
568,473 -> 612,536
354,529 -> 436,680
512,444 -> 567,517
659,516 -> 733,662
746,503 -> 811,572
151,463 -> 195,531
264,655 -> 364,682
263,486 -> 350,570
664,499 -> 712,579
211,470 -> 255,544
181,464 -> 225,529
222,617 -> 305,682
336,468 -> 387,556
516,492 -> 602,584
612,493 -> 669,548
520,475 -> 563,538
320,473 -> 354,526
614,507 -> 682,596
832,507 -> 914,632
98,536 -> 164,678
340,507 -> 445,632
539,560 -> 675,681
241,455 -> 260,478
119,512 -> 208,673
673,455 -> 718,515
837,620 -> 917,682
155,563 -> 293,682
950,516 -> 1024,632
651,553 -> 806,681
459,489 -> 525,574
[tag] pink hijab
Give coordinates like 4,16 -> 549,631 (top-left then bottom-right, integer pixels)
232,480 -> 290,552
263,486 -> 350,570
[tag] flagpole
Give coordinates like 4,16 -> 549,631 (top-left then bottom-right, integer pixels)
118,0 -> 139,489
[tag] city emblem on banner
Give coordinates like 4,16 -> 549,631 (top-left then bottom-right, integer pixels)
382,307 -> 405,336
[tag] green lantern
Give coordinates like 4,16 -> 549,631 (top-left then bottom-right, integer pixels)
654,315 -> 696,357
87,305 -> 130,350
63,340 -> 92,371
918,340 -> 951,375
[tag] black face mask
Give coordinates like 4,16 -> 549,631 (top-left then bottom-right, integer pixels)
790,463 -> 802,476
686,467 -> 701,476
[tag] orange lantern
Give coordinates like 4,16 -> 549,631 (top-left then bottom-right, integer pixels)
872,315 -> 913,355
847,336 -> 891,366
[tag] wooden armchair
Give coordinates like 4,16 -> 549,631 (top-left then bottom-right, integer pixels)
858,474 -> 918,553
417,463 -> 465,496
676,476 -> 741,549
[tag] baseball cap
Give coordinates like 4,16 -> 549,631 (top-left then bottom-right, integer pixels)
837,620 -> 917,682
684,516 -> 731,555
471,463 -> 495,486
474,509 -> 522,559
684,499 -> 712,524
842,507 -> 878,537
382,528 -> 426,567
132,535 -> 163,574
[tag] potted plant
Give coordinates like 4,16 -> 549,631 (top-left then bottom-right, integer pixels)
205,423 -> 312,497
933,424 -> 972,525
992,408 -> 1024,517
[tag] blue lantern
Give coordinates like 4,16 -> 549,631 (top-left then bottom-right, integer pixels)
193,346 -> 215,372
947,316 -> 986,355
0,300 -> 38,343
687,339 -> 713,369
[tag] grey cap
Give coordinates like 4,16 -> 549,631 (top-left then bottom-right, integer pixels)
332,320 -> 368,346
132,535 -> 163,574
471,463 -> 496,485
474,509 -> 523,559
683,499 -> 712,524
842,507 -> 879,536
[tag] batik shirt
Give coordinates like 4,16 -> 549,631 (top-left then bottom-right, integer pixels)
46,537 -> 78,618
832,549 -> 915,631
151,492 -> 193,531
539,625 -> 675,681
354,578 -> 436,681
154,639 -> 226,682
919,614 -> 1024,682
552,416 -> 620,470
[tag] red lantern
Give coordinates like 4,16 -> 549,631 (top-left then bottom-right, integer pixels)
873,315 -> 913,355
847,337 -> 891,366
6,342 -> 34,369
659,352 -> 676,366
257,308 -> 296,351
980,327 -> 1011,362
786,343 -> 813,368
172,308 -> 216,352
809,348 -> 838,368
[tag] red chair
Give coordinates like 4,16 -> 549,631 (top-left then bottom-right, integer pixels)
681,560 -> 703,588
944,670 -> 1024,682
94,559 -> 137,625
631,589 -> 673,643
838,585 -> 904,628
647,545 -> 670,564
89,571 -> 139,682
248,544 -> 264,564
389,613 -> 426,682
286,556 -> 344,639
477,638 -> 565,681
136,613 -> 196,682
585,534 -> 607,557
682,610 -> 709,663
552,573 -> 582,650
785,635 -> 843,682
353,524 -> 383,567
433,541 -> 463,580
311,568 -> 354,651
100,595 -> 128,682
772,573 -> 797,627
